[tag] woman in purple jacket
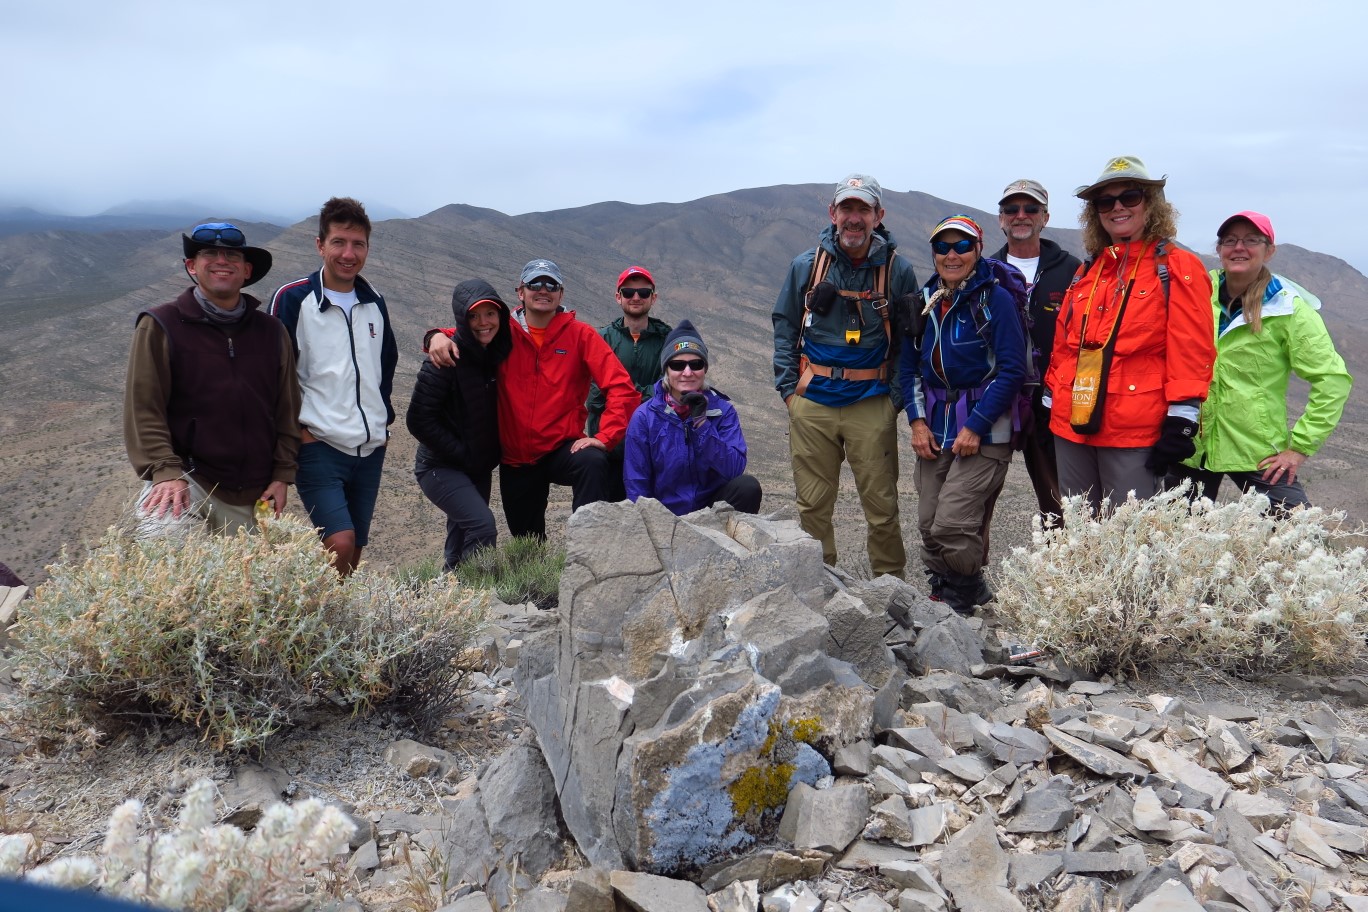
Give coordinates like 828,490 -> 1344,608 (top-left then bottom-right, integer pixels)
623,321 -> 762,516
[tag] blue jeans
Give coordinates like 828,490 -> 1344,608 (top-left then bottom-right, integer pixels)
417,466 -> 496,570
296,442 -> 386,546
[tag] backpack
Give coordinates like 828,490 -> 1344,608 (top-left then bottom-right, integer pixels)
792,246 -> 897,396
955,257 -> 1037,450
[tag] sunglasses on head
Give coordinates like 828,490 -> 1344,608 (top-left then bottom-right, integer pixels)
932,238 -> 976,255
190,223 -> 245,246
1001,204 -> 1043,216
665,359 -> 706,372
524,279 -> 561,292
619,287 -> 654,299
1093,188 -> 1145,212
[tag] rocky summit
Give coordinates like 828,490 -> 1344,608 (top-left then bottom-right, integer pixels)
345,499 -> 1368,911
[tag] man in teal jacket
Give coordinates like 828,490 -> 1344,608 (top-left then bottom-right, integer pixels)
586,266 -> 672,500
773,174 -> 919,578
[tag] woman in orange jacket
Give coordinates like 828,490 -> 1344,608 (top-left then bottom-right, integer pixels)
1043,156 -> 1216,514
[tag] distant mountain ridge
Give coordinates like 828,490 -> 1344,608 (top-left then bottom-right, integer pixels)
0,184 -> 1362,585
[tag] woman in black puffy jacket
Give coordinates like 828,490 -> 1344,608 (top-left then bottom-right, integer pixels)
405,279 -> 512,570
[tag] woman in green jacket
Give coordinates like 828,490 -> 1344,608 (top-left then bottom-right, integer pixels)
1168,211 -> 1352,510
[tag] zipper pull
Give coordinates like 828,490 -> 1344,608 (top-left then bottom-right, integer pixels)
228,338 -> 235,359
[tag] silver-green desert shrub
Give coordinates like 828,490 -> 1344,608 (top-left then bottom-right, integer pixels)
997,487 -> 1367,675
13,516 -> 487,752
0,778 -> 353,911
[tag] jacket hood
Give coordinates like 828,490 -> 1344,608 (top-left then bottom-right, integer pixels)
451,279 -> 512,364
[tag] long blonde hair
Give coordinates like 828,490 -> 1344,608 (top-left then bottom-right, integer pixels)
1224,266 -> 1273,334
1079,187 -> 1180,257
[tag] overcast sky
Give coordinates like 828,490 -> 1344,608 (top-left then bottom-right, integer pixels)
7,0 -> 1366,272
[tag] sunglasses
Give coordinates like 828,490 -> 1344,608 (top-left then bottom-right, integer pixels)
618,287 -> 654,299
665,359 -> 706,372
932,238 -> 976,255
524,279 -> 561,292
1000,204 -> 1043,216
190,223 -> 245,246
1093,189 -> 1145,212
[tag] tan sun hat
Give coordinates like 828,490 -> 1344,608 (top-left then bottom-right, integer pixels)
1074,155 -> 1167,200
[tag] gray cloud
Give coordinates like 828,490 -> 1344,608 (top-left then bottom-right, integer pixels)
5,0 -> 1364,270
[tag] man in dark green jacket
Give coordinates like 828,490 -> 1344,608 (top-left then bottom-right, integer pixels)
586,266 -> 673,499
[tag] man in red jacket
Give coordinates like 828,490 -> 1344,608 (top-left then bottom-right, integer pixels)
427,258 -> 637,539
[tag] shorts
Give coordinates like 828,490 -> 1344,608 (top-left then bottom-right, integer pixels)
296,442 -> 386,546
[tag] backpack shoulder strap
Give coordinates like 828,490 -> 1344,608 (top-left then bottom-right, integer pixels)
1155,238 -> 1171,304
805,247 -> 834,300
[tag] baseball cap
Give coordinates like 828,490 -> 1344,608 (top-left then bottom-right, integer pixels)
617,266 -> 655,289
1216,211 -> 1275,244
999,179 -> 1048,207
832,174 -> 882,207
929,215 -> 983,242
520,258 -> 564,286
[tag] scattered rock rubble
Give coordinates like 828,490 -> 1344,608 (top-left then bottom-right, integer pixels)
4,501 -> 1368,910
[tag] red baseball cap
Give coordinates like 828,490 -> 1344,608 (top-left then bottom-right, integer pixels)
616,266 -> 655,289
1217,211 -> 1275,245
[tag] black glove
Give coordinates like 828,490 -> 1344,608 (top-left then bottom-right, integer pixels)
1145,416 -> 1198,474
894,292 -> 926,340
807,281 -> 838,316
681,392 -> 709,421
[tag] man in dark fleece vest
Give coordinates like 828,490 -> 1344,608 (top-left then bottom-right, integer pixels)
123,223 -> 301,538
983,179 -> 1082,552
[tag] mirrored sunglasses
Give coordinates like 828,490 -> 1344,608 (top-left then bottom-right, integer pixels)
190,223 -> 246,246
932,238 -> 976,255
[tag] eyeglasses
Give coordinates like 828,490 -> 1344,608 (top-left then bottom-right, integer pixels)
618,287 -> 654,299
190,223 -> 246,246
932,238 -> 976,255
665,359 -> 706,373
1218,236 -> 1270,249
1093,189 -> 1145,212
1000,204 -> 1043,216
524,280 -> 561,292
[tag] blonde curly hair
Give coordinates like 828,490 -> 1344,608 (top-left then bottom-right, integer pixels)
1079,183 -> 1179,257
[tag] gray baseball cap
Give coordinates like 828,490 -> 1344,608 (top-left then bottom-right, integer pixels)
519,258 -> 564,286
832,174 -> 882,207
999,179 -> 1049,207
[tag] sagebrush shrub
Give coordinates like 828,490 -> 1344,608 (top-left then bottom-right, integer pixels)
996,487 -> 1368,675
13,516 -> 488,752
0,778 -> 353,911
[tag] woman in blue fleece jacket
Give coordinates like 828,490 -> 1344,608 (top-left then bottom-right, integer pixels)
899,215 -> 1027,614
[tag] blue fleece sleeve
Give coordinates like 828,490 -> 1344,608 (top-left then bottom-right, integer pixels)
691,399 -> 749,492
898,313 -> 928,423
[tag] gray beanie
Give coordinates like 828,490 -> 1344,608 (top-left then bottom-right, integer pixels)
660,319 -> 709,368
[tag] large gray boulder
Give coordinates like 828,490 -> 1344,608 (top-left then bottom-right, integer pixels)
515,500 -> 896,875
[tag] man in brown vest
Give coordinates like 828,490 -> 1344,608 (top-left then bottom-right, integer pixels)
123,223 -> 302,537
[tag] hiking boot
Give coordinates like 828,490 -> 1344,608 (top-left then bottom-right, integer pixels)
941,572 -> 995,616
924,569 -> 945,602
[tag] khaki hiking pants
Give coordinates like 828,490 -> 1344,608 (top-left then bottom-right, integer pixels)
913,443 -> 1011,578
788,394 -> 905,578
